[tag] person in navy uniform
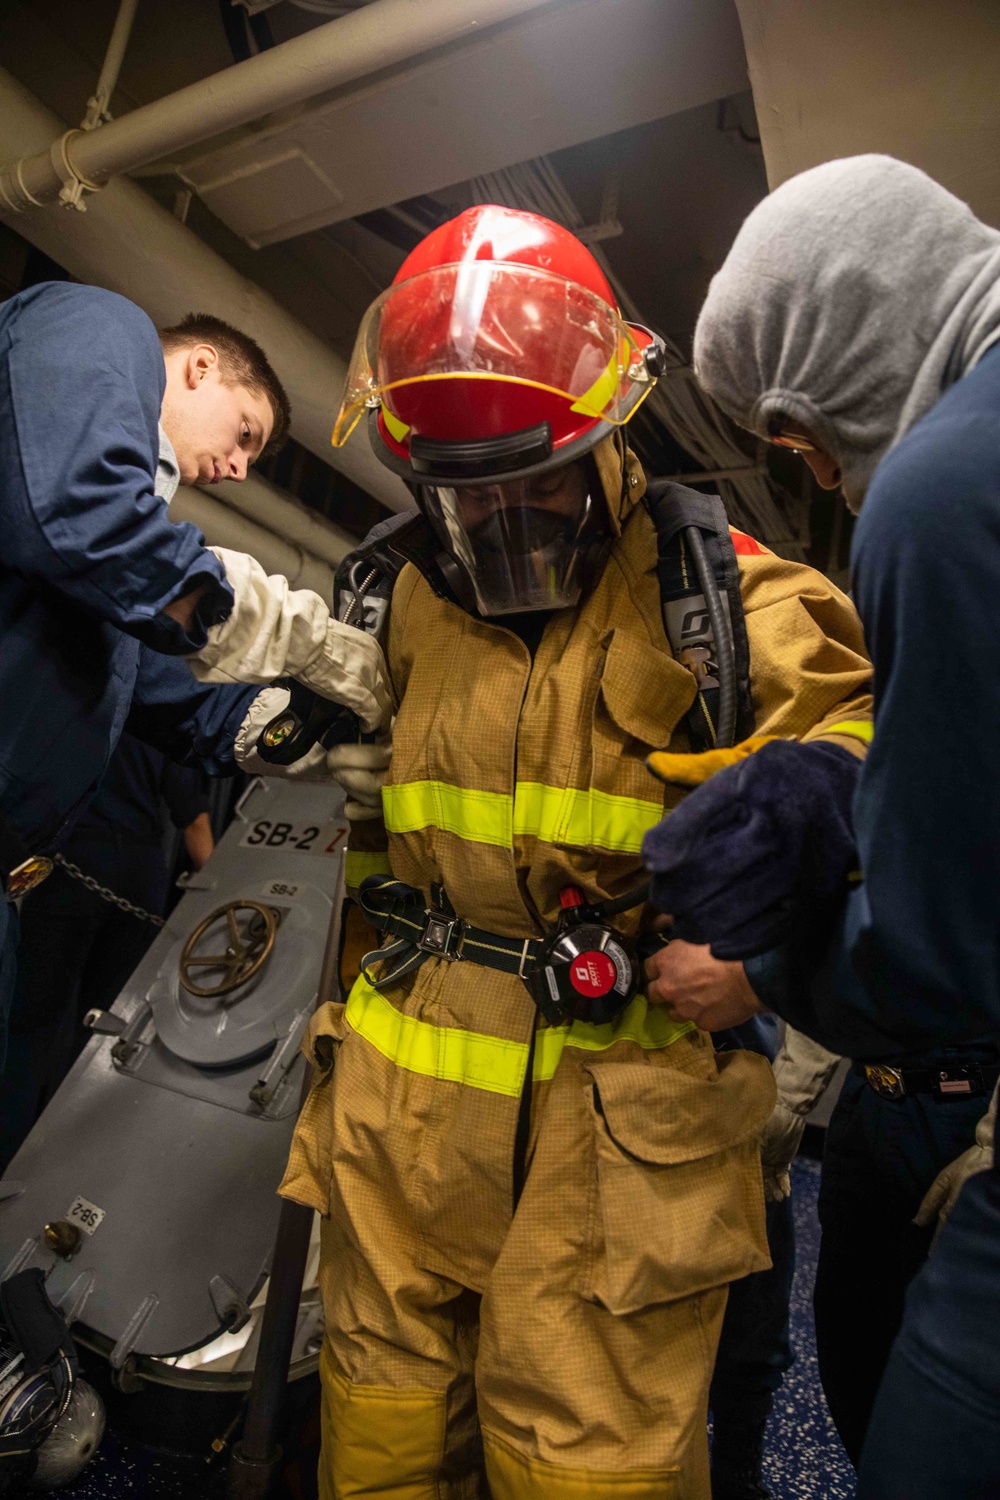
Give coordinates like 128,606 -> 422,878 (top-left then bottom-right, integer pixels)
0,282 -> 389,1069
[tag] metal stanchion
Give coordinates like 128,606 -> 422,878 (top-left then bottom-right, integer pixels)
227,892 -> 342,1499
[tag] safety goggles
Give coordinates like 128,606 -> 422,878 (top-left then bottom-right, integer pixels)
766,418 -> 818,453
332,262 -> 659,448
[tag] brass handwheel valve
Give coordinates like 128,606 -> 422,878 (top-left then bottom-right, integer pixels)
179,900 -> 278,999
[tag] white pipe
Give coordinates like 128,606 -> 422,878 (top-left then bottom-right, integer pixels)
82,0 -> 141,131
0,66 -> 411,513
171,487 -> 335,599
205,472 -> 359,569
0,0 -> 568,212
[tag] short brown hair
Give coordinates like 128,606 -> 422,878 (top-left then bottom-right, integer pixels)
160,312 -> 291,456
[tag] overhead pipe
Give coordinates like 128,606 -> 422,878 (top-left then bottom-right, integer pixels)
0,66 -> 411,513
171,486 -> 336,599
0,0 -> 568,214
205,472 -> 359,570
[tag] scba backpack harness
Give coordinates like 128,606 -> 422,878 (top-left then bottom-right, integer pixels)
295,480 -> 758,1026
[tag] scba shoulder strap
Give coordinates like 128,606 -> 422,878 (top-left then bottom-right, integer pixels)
332,508 -> 457,633
643,480 -> 755,751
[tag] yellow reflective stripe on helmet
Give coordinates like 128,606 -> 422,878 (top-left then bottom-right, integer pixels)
823,719 -> 874,744
514,782 -> 663,854
383,780 -> 513,845
380,402 -> 410,443
345,849 -> 393,888
570,351 -> 619,419
383,780 -> 664,854
345,974 -> 693,1097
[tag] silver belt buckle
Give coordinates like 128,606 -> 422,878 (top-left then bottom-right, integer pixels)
418,912 -> 463,960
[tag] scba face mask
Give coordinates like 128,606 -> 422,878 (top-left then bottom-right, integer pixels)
421,460 -> 610,616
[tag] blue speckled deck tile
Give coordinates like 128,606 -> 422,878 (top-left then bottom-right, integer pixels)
764,1157 -> 857,1500
59,1156 -> 854,1498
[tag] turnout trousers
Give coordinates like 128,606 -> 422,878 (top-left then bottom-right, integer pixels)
281,971 -> 775,1500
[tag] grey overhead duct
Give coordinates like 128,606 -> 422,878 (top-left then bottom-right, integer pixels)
174,468 -> 362,600
171,487 -> 336,600
204,472 -> 358,570
0,0 -> 569,213
171,0 -> 747,249
0,65 -> 411,513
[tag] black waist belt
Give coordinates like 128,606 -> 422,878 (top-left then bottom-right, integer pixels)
855,1059 -> 1000,1102
358,876 -> 545,987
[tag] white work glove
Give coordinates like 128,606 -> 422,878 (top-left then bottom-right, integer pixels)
915,1078 -> 998,1244
190,548 -> 391,732
326,740 -> 392,821
760,1028 -> 844,1202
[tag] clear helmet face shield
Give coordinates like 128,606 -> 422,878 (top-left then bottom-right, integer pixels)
421,460 -> 609,617
332,261 -> 659,451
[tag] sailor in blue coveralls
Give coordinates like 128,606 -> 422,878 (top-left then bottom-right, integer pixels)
0,281 -> 390,1071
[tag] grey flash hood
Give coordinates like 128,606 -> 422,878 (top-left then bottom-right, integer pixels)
693,155 -> 1000,509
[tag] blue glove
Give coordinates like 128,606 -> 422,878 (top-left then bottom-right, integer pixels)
641,740 -> 860,960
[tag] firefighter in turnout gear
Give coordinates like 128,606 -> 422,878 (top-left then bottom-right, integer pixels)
280,206 -> 874,1499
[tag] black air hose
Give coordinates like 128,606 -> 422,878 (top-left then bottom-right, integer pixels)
684,524 -> 737,748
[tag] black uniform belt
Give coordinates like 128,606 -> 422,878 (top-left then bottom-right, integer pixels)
358,876 -> 546,987
854,1059 -> 1000,1102
0,809 -> 53,901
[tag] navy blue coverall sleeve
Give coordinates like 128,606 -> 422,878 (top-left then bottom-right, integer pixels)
0,282 -> 232,653
126,648 -> 257,778
747,346 -> 1000,1059
160,763 -> 211,831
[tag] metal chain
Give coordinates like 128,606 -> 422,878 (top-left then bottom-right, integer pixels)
53,853 -> 165,927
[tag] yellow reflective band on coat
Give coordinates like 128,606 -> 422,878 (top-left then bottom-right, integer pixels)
383,780 -> 513,845
823,719 -> 873,744
345,849 -> 393,888
345,973 -> 693,1098
513,782 -> 663,854
383,779 -> 663,855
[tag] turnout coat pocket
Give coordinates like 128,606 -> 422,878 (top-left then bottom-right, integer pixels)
583,1049 -> 775,1315
278,999 -> 350,1216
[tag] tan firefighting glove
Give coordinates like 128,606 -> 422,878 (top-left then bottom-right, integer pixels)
760,1027 -> 843,1202
915,1078 -> 998,1244
190,548 -> 391,732
325,740 -> 392,820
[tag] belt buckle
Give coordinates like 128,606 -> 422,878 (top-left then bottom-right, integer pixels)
417,911 -> 463,961
5,855 -> 54,900
865,1064 -> 906,1100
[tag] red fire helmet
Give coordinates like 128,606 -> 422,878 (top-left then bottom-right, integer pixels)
333,205 -> 665,485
